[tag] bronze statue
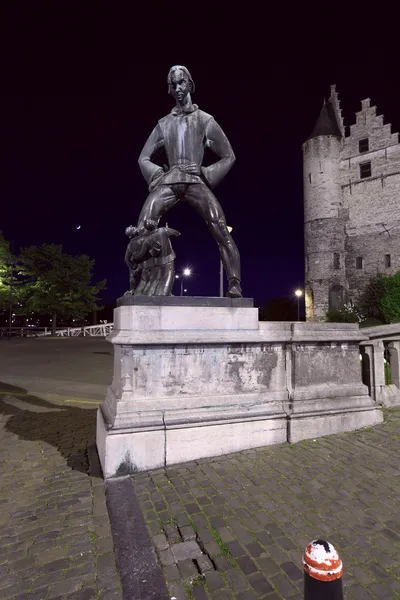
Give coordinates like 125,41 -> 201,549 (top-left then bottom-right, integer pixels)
136,65 -> 242,298
124,220 -> 180,296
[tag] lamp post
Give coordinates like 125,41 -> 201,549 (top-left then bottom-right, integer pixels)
295,289 -> 303,321
176,268 -> 192,296
220,226 -> 233,297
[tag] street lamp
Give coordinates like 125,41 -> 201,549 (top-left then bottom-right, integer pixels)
220,226 -> 233,297
295,289 -> 303,321
176,268 -> 191,296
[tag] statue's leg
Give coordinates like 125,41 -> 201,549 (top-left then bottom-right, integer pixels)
156,263 -> 175,295
185,184 -> 242,297
137,185 -> 178,225
134,269 -> 149,295
149,263 -> 174,296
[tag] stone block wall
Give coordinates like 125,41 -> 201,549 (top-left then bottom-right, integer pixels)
341,98 -> 400,304
346,231 -> 400,302
304,91 -> 400,319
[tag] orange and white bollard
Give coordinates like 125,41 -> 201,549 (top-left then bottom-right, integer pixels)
303,539 -> 344,600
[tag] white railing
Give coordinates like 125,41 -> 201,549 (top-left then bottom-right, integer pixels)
361,323 -> 400,408
45,323 -> 114,337
0,324 -> 114,338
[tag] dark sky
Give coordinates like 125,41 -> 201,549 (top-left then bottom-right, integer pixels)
1,4 -> 399,307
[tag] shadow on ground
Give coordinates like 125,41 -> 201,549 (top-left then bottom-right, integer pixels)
0,381 -> 102,478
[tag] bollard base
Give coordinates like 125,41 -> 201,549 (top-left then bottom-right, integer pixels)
304,573 -> 344,599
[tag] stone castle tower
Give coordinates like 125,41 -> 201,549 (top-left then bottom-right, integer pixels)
303,86 -> 400,321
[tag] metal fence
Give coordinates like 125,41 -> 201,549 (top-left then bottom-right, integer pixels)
0,323 -> 114,338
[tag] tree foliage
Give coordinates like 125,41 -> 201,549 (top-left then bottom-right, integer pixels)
326,308 -> 359,323
381,273 -> 400,323
0,232 -> 12,309
358,274 -> 386,322
19,244 -> 106,334
358,273 -> 400,324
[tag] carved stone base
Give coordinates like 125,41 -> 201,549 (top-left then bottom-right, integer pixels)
117,294 -> 253,308
96,304 -> 383,477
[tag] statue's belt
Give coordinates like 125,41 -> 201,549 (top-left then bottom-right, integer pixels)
138,251 -> 176,270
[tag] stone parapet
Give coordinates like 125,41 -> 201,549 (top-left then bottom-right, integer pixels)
97,304 -> 383,477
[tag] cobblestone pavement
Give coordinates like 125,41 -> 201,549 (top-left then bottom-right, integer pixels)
135,410 -> 400,600
0,339 -> 121,600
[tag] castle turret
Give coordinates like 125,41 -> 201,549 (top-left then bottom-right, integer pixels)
303,87 -> 347,321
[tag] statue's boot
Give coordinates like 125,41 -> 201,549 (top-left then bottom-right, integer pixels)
226,278 -> 243,298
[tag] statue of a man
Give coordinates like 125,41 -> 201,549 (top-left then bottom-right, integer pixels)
137,65 -> 242,298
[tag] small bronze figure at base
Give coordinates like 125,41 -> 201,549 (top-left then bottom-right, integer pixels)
124,219 -> 180,297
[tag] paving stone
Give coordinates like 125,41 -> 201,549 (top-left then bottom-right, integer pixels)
225,541 -> 245,558
48,574 -> 94,596
180,526 -> 197,541
163,564 -> 181,581
177,558 -> 198,579
265,523 -> 285,538
265,544 -> 288,564
345,585 -> 375,599
196,555 -> 214,574
65,589 -> 97,600
203,541 -> 221,557
185,502 -> 200,514
210,516 -> 225,529
269,572 -> 299,596
225,568 -> 249,592
196,527 -> 214,543
368,582 -> 394,599
255,531 -> 274,547
95,535 -> 114,555
213,556 -> 231,572
192,586 -> 209,600
204,571 -> 225,591
281,560 -> 303,581
98,590 -> 123,600
236,592 -> 258,600
350,565 -> 377,585
159,548 -> 175,566
246,542 -> 265,558
257,556 -> 281,578
165,523 -> 182,543
153,533 -> 169,551
211,591 -> 234,600
171,540 -> 203,562
247,571 -> 274,595
365,561 -> 391,580
277,536 -> 297,551
169,582 -> 189,600
218,527 -> 235,543
15,590 -> 51,600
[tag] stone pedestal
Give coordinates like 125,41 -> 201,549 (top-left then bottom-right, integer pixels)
96,300 -> 383,477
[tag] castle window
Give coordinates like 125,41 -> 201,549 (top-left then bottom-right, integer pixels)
356,257 -> 363,270
385,254 -> 391,268
329,285 -> 345,312
359,138 -> 369,153
360,161 -> 371,179
333,253 -> 340,270
305,255 -> 309,272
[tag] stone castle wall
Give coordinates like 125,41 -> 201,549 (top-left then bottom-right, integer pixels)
304,93 -> 400,320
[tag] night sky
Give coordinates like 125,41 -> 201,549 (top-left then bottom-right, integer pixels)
1,5 -> 399,309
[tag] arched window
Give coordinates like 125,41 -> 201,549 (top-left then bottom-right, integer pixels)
329,285 -> 345,312
305,287 -> 314,321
